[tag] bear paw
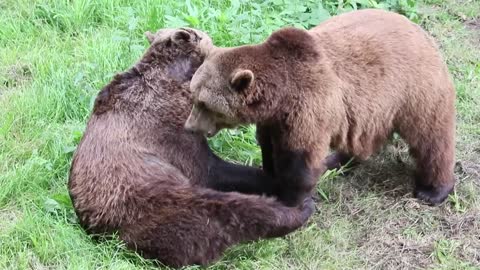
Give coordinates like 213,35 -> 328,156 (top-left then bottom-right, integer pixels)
324,152 -> 357,171
299,197 -> 316,223
414,184 -> 454,206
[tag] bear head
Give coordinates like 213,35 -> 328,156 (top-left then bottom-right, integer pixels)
184,27 -> 319,137
142,27 -> 214,82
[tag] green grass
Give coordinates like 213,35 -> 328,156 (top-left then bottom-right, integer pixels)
1,0 -> 479,269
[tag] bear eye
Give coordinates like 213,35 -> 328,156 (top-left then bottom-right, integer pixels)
197,101 -> 206,109
197,101 -> 220,116
197,101 -> 211,112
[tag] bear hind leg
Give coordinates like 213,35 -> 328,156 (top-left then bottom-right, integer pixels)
406,130 -> 455,205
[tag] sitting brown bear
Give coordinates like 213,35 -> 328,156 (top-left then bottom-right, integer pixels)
68,27 -> 314,268
184,9 -> 456,207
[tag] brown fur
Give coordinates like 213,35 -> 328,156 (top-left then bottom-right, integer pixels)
68,27 -> 314,268
185,9 -> 456,206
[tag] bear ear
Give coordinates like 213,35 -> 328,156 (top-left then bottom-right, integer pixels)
145,31 -> 156,44
230,69 -> 254,92
267,27 -> 319,60
171,29 -> 192,45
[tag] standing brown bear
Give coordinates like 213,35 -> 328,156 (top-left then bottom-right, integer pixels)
184,9 -> 456,207
68,27 -> 314,268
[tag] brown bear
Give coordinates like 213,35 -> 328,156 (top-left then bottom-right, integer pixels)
184,9 -> 456,207
68,27 -> 314,268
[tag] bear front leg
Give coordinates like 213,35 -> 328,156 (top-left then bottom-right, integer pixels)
273,148 -> 326,207
256,125 -> 275,176
206,153 -> 276,196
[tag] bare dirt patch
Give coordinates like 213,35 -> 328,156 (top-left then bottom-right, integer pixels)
465,18 -> 480,46
0,207 -> 21,232
0,64 -> 32,93
456,140 -> 480,182
465,18 -> 480,31
458,160 -> 480,179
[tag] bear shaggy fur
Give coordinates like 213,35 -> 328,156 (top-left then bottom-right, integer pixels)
184,9 -> 456,207
68,28 -> 314,268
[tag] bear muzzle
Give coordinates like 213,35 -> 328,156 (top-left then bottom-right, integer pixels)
184,105 -> 219,137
